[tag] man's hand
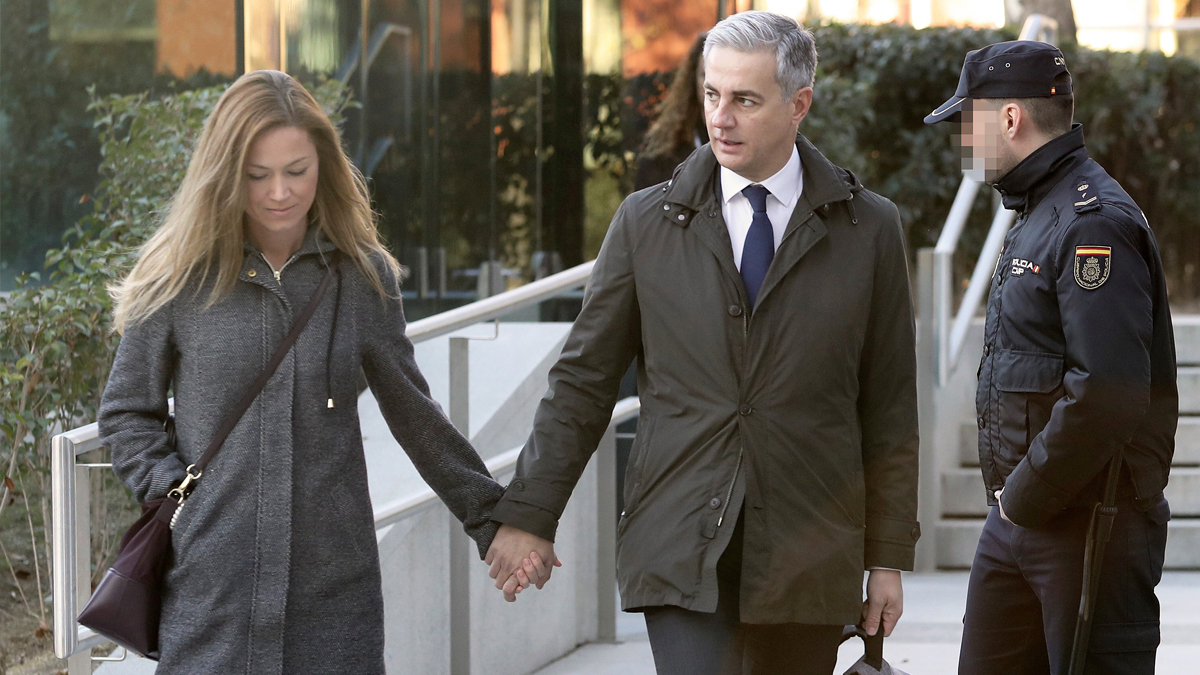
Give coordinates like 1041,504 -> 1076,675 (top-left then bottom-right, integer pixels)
862,569 -> 903,637
485,524 -> 562,602
995,488 -> 1012,524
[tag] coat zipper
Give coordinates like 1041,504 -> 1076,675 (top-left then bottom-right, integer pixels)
717,450 -> 743,527
260,251 -> 300,283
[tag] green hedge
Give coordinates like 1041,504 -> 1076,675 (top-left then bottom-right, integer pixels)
803,22 -> 1200,301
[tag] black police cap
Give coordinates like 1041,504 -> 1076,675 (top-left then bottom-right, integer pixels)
924,40 -> 1072,125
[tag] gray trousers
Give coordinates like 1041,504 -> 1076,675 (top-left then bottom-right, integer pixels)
643,512 -> 844,675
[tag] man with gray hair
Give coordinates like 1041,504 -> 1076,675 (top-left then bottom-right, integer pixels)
486,11 -> 920,674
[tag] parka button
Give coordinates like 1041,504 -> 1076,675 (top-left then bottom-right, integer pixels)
739,405 -> 752,416
728,305 -> 743,317
663,204 -> 671,211
512,481 -> 525,492
709,497 -> 722,509
983,345 -> 991,356
247,269 -> 257,278
977,415 -> 986,430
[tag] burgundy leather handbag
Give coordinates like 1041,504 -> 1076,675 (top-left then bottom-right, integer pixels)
78,255 -> 338,659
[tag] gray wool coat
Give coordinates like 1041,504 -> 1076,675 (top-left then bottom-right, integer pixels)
98,229 -> 504,674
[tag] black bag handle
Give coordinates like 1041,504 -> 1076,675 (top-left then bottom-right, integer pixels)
840,624 -> 885,670
168,253 -> 339,501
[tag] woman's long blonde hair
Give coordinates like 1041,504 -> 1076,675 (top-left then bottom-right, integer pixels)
111,70 -> 400,333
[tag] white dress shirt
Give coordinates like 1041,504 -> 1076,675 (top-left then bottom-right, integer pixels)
720,146 -> 804,271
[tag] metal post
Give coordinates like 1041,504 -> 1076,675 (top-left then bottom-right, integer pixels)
915,248 -> 941,572
933,249 -> 953,386
51,435 -> 79,661
68,464 -> 91,674
448,337 -> 471,675
1145,0 -> 1154,51
417,247 -> 430,299
437,248 -> 448,299
595,426 -> 618,643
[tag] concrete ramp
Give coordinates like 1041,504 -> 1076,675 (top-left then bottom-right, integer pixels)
360,322 -> 572,514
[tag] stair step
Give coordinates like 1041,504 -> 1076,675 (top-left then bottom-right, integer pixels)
941,467 -> 1200,518
956,417 -> 1200,468
1182,367 -> 1200,414
935,518 -> 1200,570
1176,316 -> 1200,365
959,422 -> 978,467
941,469 -> 987,517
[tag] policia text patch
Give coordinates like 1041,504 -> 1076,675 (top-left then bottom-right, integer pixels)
1074,246 -> 1111,290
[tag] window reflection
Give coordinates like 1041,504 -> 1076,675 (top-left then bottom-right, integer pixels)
2,0 -> 236,290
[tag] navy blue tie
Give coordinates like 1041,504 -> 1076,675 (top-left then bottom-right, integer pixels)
740,184 -> 774,307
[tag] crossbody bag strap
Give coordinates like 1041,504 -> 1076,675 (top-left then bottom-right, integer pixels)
169,252 -> 340,501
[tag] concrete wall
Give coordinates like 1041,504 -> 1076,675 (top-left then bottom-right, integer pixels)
371,321 -> 611,674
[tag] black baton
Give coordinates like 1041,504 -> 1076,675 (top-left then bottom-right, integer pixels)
1067,453 -> 1124,675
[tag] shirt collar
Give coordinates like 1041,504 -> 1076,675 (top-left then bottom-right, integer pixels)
720,145 -> 802,208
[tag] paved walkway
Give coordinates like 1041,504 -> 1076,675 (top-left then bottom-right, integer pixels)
533,572 -> 1200,675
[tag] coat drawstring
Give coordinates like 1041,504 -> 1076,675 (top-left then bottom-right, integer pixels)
845,192 -> 859,225
325,253 -> 343,409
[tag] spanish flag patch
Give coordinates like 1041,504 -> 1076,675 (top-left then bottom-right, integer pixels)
1074,246 -> 1111,290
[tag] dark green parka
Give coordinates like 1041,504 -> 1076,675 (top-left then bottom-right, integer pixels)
491,135 -> 921,625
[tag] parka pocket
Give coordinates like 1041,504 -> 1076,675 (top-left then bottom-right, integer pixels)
994,350 -> 1063,393
621,414 -> 658,524
995,350 -> 1064,455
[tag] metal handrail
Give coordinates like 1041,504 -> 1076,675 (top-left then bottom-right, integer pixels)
948,207 -> 1017,365
51,390 -> 634,663
933,179 -> 983,255
51,261 -> 598,662
406,261 -> 594,343
374,396 -> 640,530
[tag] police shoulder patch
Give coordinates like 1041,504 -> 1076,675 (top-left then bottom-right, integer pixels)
1074,246 -> 1111,290
1074,176 -> 1100,214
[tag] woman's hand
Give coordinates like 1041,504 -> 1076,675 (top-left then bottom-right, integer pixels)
486,525 -> 562,602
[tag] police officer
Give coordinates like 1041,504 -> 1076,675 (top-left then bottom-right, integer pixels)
925,41 -> 1178,674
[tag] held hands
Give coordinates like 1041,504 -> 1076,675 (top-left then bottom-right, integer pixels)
861,569 -> 903,638
485,524 -> 562,602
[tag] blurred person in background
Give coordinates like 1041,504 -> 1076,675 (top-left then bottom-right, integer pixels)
635,32 -> 711,191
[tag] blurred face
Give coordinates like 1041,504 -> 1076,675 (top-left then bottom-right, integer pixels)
954,100 -> 1020,184
703,46 -> 811,183
244,125 -> 319,240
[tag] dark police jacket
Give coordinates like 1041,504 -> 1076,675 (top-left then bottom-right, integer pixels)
977,124 -> 1178,528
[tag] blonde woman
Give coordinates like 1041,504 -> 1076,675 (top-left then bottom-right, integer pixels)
98,70 -> 539,673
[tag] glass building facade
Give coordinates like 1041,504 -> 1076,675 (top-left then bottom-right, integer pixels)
0,0 -> 757,312
4,2 -> 1193,299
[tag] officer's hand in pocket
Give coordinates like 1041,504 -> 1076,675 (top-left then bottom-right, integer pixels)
996,489 -> 1013,524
